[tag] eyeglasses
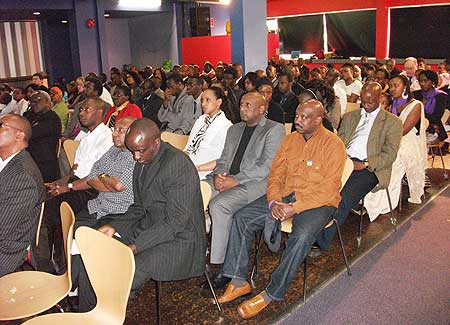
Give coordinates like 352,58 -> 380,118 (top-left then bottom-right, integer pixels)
0,122 -> 25,133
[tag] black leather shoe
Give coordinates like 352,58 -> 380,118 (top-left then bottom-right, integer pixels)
200,272 -> 231,290
308,243 -> 322,258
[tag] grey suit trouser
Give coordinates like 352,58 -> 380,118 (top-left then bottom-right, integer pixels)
208,184 -> 250,264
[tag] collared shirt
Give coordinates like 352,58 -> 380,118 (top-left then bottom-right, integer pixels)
86,146 -> 135,218
74,123 -> 113,178
0,152 -> 19,173
400,71 -> 421,92
335,79 -> 363,97
346,107 -> 381,161
267,126 -> 347,214
0,99 -> 28,116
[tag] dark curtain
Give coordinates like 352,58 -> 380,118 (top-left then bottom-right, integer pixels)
278,15 -> 323,54
326,10 -> 376,57
390,6 -> 450,59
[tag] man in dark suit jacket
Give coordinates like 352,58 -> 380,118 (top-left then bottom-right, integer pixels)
0,114 -> 45,277
135,79 -> 163,128
24,91 -> 61,182
316,82 -> 402,251
272,71 -> 299,123
77,118 -> 206,311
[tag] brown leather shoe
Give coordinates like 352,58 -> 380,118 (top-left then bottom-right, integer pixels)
212,282 -> 252,304
237,292 -> 270,319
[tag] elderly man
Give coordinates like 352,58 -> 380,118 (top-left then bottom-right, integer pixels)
214,100 -> 347,319
401,57 -> 421,91
24,91 -> 61,182
316,82 -> 402,252
77,118 -> 206,311
0,114 -> 45,276
202,92 -> 285,289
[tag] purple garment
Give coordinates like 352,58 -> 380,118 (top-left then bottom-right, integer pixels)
422,89 -> 446,114
391,97 -> 408,116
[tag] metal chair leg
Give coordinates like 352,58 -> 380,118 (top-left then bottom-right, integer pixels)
334,219 -> 351,276
357,199 -> 364,248
250,232 -> 263,288
430,146 -> 436,167
156,281 -> 161,325
303,256 -> 308,304
438,146 -> 448,180
385,188 -> 398,231
204,271 -> 224,322
398,181 -> 403,212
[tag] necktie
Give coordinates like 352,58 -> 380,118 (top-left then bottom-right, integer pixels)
347,112 -> 370,149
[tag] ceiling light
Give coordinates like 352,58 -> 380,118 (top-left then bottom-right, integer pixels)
104,13 -> 110,17
118,0 -> 161,9
33,12 -> 41,15
61,20 -> 68,24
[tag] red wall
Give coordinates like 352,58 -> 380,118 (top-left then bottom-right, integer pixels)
181,34 -> 280,67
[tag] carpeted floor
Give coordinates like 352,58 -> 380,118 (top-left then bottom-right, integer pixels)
1,167 -> 449,325
277,187 -> 450,325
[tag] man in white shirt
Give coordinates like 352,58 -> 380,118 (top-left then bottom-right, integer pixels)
400,57 -> 421,92
43,97 -> 113,273
316,82 -> 402,252
0,88 -> 28,116
325,68 -> 347,116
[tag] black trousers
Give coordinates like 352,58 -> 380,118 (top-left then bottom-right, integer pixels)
316,168 -> 378,250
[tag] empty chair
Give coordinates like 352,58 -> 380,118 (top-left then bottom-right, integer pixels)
0,202 -> 74,320
23,226 -> 135,325
160,132 -> 189,150
62,140 -> 80,168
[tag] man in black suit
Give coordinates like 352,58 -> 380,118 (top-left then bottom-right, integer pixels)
0,114 -> 45,276
272,71 -> 299,123
77,118 -> 206,311
24,91 -> 61,182
135,79 -> 163,127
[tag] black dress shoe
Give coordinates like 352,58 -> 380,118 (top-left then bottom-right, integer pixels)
308,243 -> 322,258
200,272 -> 231,290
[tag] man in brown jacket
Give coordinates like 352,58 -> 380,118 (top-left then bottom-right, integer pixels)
316,82 -> 402,250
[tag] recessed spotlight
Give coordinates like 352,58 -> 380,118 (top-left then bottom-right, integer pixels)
104,13 -> 110,17
33,12 -> 40,16
61,20 -> 68,24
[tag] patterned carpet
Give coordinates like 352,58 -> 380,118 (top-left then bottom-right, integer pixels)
1,167 -> 448,325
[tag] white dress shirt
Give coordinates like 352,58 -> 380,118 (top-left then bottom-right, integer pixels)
73,123 -> 113,178
400,71 -> 421,92
0,151 -> 19,173
184,111 -> 232,179
346,107 -> 381,161
335,79 -> 363,98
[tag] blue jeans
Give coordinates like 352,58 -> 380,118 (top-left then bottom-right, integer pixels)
222,195 -> 336,300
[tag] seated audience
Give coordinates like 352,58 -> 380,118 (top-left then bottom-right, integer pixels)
0,114 -> 45,277
413,70 -> 448,142
24,83 -> 41,102
215,100 -> 346,319
232,63 -> 244,90
386,58 -> 401,77
364,75 -> 427,221
315,82 -> 402,252
437,62 -> 450,89
125,70 -> 143,104
325,68 -> 347,116
109,70 -> 128,98
222,67 -> 244,119
266,64 -> 278,88
305,79 -> 341,130
184,86 -> 232,179
76,119 -> 206,311
243,72 -> 258,93
335,63 -> 363,103
24,91 -> 61,182
203,92 -> 285,288
185,76 -> 204,127
272,71 -> 299,123
374,68 -> 391,94
0,87 -> 28,116
136,79 -> 163,127
104,86 -> 142,128
49,86 -> 69,132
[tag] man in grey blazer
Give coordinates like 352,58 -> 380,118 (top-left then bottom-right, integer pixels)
77,118 -> 206,311
158,74 -> 200,134
316,82 -> 403,251
203,92 -> 285,288
0,114 -> 45,277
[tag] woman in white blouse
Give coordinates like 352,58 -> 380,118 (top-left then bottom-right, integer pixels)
184,86 -> 232,179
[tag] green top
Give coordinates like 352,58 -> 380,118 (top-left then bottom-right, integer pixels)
52,101 -> 69,132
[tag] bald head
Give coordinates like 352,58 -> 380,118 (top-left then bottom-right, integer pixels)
0,114 -> 32,159
361,82 -> 382,113
294,99 -> 324,138
125,118 -> 161,164
240,92 -> 267,126
1,114 -> 32,142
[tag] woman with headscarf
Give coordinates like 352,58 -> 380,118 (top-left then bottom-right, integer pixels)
49,86 -> 69,132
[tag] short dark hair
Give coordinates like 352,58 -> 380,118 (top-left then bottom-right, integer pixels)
85,76 -> 103,96
224,67 -> 238,79
278,70 -> 293,82
341,62 -> 355,72
188,76 -> 203,85
418,69 -> 438,85
114,85 -> 131,98
32,72 -> 42,79
243,72 -> 258,87
255,77 -> 273,89
14,87 -> 26,94
167,74 -> 184,84
376,68 -> 390,80
25,83 -> 40,92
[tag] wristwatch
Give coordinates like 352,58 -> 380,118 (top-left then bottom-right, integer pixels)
68,183 -> 74,191
364,161 -> 369,169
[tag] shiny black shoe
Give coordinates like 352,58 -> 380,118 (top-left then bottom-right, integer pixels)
199,272 -> 231,290
308,243 -> 322,258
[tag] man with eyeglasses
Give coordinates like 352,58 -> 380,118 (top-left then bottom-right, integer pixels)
0,114 -> 45,276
